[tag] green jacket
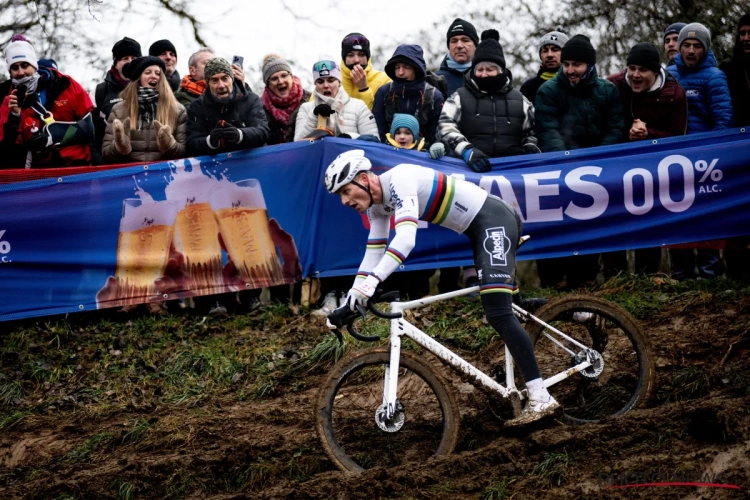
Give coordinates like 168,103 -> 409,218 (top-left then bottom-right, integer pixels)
535,66 -> 625,152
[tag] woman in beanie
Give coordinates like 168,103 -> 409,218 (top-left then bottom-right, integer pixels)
102,56 -> 187,163
438,29 -> 538,172
535,34 -> 625,153
607,42 -> 687,140
0,34 -> 96,169
294,58 -> 379,140
260,54 -> 311,145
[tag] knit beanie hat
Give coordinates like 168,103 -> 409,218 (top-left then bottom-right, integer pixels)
122,56 -> 166,81
446,18 -> 479,47
262,53 -> 292,84
341,33 -> 371,61
390,114 -> 420,139
561,34 -> 596,64
627,43 -> 662,72
38,58 -> 58,70
737,13 -> 750,31
539,28 -> 569,55
4,34 -> 38,70
664,22 -> 687,40
112,37 -> 142,62
472,30 -> 506,69
203,57 -> 233,82
678,23 -> 711,53
312,58 -> 342,82
149,39 -> 177,57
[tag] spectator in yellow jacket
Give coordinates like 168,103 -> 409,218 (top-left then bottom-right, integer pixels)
340,33 -> 390,110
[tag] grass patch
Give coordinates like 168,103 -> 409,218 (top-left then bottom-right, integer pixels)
0,381 -> 24,406
481,477 -> 513,500
66,432 -> 113,462
532,449 -> 575,486
664,366 -> 711,402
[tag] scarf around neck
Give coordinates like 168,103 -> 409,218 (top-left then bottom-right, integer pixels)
12,72 -> 41,94
137,87 -> 159,126
108,67 -> 130,88
314,87 -> 349,131
180,75 -> 206,96
261,76 -> 305,125
446,55 -> 472,71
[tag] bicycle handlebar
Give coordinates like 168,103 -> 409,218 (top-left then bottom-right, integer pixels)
326,290 -> 402,344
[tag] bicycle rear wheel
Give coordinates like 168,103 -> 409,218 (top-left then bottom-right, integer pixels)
524,295 -> 655,424
315,347 -> 460,472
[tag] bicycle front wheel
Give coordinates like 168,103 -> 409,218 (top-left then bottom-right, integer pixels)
315,347 -> 460,472
525,295 -> 655,424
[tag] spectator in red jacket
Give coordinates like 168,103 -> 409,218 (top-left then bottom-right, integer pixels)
607,42 -> 688,141
0,34 -> 95,169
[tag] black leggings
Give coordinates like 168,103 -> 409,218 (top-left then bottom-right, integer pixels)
464,196 -> 541,383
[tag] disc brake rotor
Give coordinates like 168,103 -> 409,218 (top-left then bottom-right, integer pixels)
375,401 -> 405,432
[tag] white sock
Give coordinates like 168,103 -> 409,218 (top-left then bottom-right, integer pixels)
525,378 -> 551,401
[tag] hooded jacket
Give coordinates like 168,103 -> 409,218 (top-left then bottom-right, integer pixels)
102,101 -> 187,163
294,87 -> 378,140
438,69 -> 537,157
0,68 -> 94,168
436,55 -> 470,97
372,44 -> 445,144
340,59 -> 391,110
719,27 -> 750,127
535,65 -> 625,152
667,50 -> 733,132
186,81 -> 270,156
607,68 -> 688,139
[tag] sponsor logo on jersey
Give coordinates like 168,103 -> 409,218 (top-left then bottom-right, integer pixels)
454,202 -> 468,212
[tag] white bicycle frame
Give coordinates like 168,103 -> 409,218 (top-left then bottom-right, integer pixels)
379,286 -> 596,421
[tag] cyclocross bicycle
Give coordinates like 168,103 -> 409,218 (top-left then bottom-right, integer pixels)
316,282 -> 655,472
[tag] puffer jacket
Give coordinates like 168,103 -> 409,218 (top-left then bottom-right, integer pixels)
607,68 -> 688,139
435,55 -> 470,97
719,35 -> 750,127
102,101 -> 187,163
535,65 -> 625,152
372,44 -> 445,144
667,50 -> 733,132
438,69 -> 537,157
294,87 -> 378,140
186,81 -> 270,156
340,60 -> 391,110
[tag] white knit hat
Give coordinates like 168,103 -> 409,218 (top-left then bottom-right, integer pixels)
4,34 -> 38,69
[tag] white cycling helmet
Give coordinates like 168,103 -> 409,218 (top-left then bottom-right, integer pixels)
323,149 -> 372,194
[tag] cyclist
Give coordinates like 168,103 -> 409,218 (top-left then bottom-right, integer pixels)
323,149 -> 559,425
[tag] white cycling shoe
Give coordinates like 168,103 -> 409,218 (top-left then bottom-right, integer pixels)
505,395 -> 561,427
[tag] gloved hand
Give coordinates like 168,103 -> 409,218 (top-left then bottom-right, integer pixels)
429,142 -> 445,159
222,126 -> 242,146
113,117 -> 132,154
313,103 -> 335,117
345,274 -> 380,311
153,120 -> 176,153
28,130 -> 52,151
337,133 -> 352,139
461,146 -> 491,172
523,143 -> 541,155
209,127 -> 224,148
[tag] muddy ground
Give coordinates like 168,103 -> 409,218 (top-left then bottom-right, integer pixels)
1,277 -> 748,499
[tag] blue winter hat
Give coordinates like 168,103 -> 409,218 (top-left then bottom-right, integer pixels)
664,22 -> 687,40
37,58 -> 58,70
390,114 -> 420,139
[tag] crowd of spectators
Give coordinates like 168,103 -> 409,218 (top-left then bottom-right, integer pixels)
1,13 -> 748,305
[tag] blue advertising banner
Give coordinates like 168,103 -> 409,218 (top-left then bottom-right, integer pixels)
0,129 -> 749,322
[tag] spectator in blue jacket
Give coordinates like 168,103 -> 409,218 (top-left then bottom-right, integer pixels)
667,23 -> 731,280
435,18 -> 479,97
667,23 -> 733,133
372,44 -> 445,145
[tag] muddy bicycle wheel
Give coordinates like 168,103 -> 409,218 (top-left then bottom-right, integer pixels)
525,295 -> 655,424
315,346 -> 460,472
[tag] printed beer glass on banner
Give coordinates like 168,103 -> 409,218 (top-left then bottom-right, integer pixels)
115,198 -> 179,306
211,179 -> 284,288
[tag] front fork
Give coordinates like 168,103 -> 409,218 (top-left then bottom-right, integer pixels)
381,326 -> 402,421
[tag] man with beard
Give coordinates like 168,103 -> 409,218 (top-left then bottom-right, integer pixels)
186,57 -> 269,156
667,23 -> 733,280
339,33 -> 390,110
521,28 -> 569,103
436,18 -> 479,96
